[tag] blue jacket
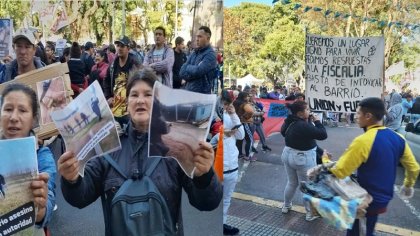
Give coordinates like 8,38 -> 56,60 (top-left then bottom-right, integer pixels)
179,45 -> 217,94
402,98 -> 413,115
36,146 -> 57,228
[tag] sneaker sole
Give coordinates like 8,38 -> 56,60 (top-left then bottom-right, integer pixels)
305,216 -> 320,221
281,206 -> 292,214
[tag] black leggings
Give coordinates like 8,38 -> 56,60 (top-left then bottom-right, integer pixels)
236,123 -> 255,157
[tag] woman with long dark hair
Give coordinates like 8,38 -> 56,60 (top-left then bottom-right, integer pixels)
233,91 -> 256,161
280,100 -> 327,221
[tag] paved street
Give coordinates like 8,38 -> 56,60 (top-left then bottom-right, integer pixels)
228,124 -> 420,235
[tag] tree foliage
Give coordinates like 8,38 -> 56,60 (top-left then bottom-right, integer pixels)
0,0 -> 30,28
296,0 -> 420,68
224,3 -> 304,87
0,0 -> 184,45
224,1 -> 420,87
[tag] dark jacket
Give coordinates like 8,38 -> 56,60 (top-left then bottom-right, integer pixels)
1,57 -> 45,83
411,97 -> 420,114
67,58 -> 86,85
103,54 -> 139,99
179,45 -> 217,94
82,52 -> 95,76
173,49 -> 187,89
281,114 -> 327,151
61,122 -> 222,236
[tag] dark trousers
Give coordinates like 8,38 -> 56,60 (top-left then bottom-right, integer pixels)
235,123 -> 255,157
346,214 -> 378,236
114,115 -> 129,128
236,139 -> 243,156
243,123 -> 255,156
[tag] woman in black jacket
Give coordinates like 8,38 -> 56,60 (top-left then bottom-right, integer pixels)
57,68 -> 222,235
67,42 -> 86,97
280,100 -> 327,221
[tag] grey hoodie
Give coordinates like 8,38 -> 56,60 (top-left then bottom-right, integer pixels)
384,93 -> 403,130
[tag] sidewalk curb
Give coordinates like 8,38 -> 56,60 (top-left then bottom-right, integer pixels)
232,192 -> 420,236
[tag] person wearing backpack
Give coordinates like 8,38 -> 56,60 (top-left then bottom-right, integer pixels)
58,68 -> 222,236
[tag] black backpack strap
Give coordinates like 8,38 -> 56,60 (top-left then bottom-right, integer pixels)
145,157 -> 161,177
103,154 -> 128,179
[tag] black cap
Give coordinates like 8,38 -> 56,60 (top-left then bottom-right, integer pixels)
85,41 -> 94,50
114,36 -> 130,46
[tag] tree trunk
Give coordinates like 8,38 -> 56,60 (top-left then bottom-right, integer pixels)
65,1 -> 81,26
346,0 -> 356,37
81,0 -> 98,40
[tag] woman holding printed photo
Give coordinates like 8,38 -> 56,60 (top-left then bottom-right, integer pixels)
58,68 -> 222,236
0,83 -> 57,235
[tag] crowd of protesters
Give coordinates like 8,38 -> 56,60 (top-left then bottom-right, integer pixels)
0,26 -> 223,96
0,25 -> 224,236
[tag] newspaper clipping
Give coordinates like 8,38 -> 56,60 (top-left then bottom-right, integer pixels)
0,19 -> 12,59
149,82 -> 217,178
50,81 -> 121,176
0,137 -> 38,236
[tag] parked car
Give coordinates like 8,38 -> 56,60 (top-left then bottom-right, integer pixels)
397,124 -> 420,164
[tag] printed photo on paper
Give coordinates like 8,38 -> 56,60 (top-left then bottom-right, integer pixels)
36,76 -> 69,125
148,82 -> 217,178
0,136 -> 38,236
0,19 -> 12,59
50,80 -> 121,177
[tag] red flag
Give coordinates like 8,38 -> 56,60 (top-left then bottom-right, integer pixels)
254,99 -> 291,140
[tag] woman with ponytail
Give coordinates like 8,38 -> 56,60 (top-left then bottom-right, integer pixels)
280,100 -> 327,221
233,91 -> 256,161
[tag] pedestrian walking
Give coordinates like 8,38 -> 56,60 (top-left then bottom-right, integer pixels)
280,100 -> 327,221
321,97 -> 419,236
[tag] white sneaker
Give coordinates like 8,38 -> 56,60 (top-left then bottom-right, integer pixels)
305,212 -> 320,221
281,204 -> 292,214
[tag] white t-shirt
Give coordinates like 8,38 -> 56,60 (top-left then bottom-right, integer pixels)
152,48 -> 164,82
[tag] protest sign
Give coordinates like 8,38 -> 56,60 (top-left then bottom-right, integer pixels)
51,81 -> 121,177
0,63 -> 73,139
0,137 -> 38,236
305,34 -> 384,113
0,19 -> 13,59
149,82 -> 217,178
55,39 -> 67,58
35,1 -> 69,34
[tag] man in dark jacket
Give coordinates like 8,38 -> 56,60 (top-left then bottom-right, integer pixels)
179,26 -> 217,94
172,36 -> 187,89
82,41 -> 95,76
103,35 -> 140,126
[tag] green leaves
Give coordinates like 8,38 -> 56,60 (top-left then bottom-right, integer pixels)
225,2 -> 304,87
1,0 -> 183,44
